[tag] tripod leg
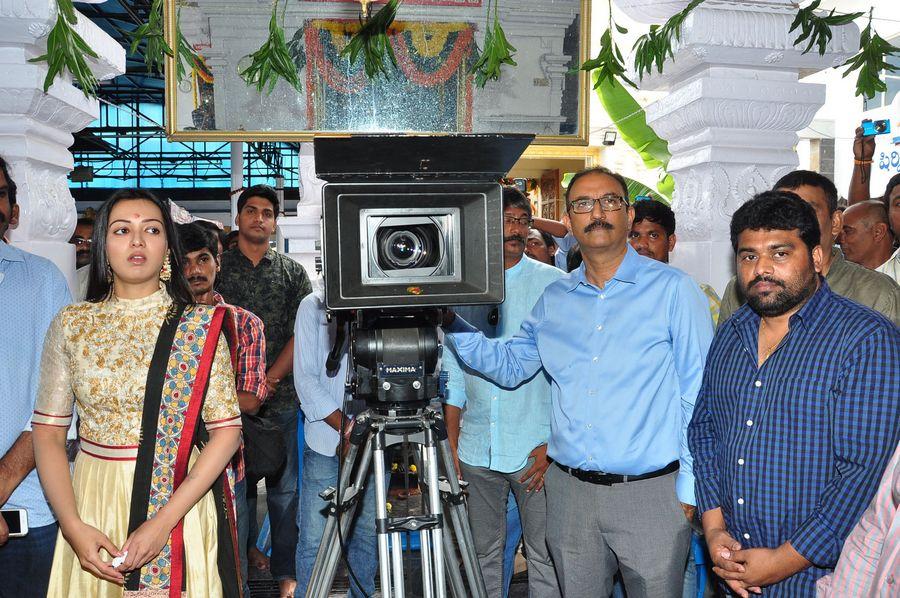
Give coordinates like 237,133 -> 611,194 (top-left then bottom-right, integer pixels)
434,428 -> 487,598
372,428 -> 394,598
439,514 -> 467,598
306,420 -> 374,598
326,436 -> 375,595
423,425 -> 446,598
420,528 -> 434,598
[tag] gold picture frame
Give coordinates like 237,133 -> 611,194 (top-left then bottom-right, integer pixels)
164,0 -> 591,145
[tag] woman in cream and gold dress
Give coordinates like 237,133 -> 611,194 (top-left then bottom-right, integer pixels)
32,189 -> 243,598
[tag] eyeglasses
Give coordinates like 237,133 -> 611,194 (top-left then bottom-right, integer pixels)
70,236 -> 92,247
568,194 -> 627,214
503,215 -> 534,227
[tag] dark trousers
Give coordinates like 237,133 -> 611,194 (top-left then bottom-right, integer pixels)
246,409 -> 300,581
0,521 -> 57,598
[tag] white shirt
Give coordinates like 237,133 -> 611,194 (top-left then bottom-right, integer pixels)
876,246 -> 900,285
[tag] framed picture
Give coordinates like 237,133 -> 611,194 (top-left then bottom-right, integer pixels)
164,0 -> 590,144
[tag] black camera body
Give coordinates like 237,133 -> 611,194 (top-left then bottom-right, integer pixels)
317,134 -> 533,310
315,134 -> 532,413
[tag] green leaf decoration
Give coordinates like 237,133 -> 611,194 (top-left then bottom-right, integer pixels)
29,0 -> 99,97
789,0 -> 863,56
176,20 -> 212,82
128,0 -> 171,77
239,1 -> 303,94
578,0 -> 633,89
341,0 -> 401,80
840,9 -> 900,99
632,0 -> 705,80
471,0 -> 517,88
287,26 -> 308,74
128,0 -> 206,82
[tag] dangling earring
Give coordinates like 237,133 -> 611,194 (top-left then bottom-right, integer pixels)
106,265 -> 113,284
159,251 -> 172,282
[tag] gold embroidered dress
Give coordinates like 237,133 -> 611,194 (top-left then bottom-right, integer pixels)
33,288 -> 241,598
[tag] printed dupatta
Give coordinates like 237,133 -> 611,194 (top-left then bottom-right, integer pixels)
124,303 -> 241,598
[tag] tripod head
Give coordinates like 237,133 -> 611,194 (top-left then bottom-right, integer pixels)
330,308 -> 444,416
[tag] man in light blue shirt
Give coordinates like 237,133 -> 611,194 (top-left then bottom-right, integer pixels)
443,188 -> 563,597
0,156 -> 72,596
293,288 -> 378,598
445,167 -> 713,598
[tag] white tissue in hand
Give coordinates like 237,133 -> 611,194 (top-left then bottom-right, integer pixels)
111,551 -> 128,569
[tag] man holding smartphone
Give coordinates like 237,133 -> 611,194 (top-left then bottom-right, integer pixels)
0,156 -> 72,597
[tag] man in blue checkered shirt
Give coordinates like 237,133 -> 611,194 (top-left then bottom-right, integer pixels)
689,190 -> 900,597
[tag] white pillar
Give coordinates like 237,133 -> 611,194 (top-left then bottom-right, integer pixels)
0,0 -> 124,293
614,0 -> 858,293
229,141 -> 243,228
278,143 -> 323,282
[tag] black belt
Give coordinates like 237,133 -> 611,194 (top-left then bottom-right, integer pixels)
555,460 -> 679,486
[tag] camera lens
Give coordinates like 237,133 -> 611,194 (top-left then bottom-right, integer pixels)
875,120 -> 888,133
385,231 -> 425,268
375,223 -> 442,272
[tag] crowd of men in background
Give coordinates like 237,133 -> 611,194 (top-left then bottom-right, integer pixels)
1,139 -> 899,598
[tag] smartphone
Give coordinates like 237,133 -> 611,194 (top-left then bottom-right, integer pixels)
861,118 -> 891,137
1,509 -> 28,537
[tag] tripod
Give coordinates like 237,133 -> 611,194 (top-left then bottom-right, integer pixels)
305,407 -> 487,598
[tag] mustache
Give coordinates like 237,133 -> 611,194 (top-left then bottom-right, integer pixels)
584,220 -> 614,233
188,276 -> 209,284
749,275 -> 785,289
504,235 -> 526,244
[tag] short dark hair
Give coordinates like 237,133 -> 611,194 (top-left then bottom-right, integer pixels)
632,199 -> 675,236
224,230 -> 239,247
237,184 -> 279,215
730,190 -> 821,255
884,173 -> 900,205
774,170 -> 839,214
76,216 -> 94,227
502,186 -> 532,218
565,167 -> 629,205
178,222 -> 219,260
86,188 -> 194,304
0,155 -> 17,206
193,219 -> 227,250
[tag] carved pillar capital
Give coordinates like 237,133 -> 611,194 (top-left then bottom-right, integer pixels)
611,0 -> 858,292
0,1 -> 124,291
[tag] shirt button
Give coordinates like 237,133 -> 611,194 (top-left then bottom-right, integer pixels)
492,396 -> 497,401
596,325 -> 603,331
588,390 -> 597,396
588,456 -> 594,461
592,356 -> 599,362
490,422 -> 495,427
743,532 -> 750,540
746,420 -> 754,427
738,458 -> 745,465
600,294 -> 606,300
737,498 -> 745,505
754,380 -> 762,388
587,423 -> 593,429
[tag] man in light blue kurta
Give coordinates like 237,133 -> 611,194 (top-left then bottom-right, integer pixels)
444,167 -> 713,597
442,187 -> 563,597
0,157 -> 72,596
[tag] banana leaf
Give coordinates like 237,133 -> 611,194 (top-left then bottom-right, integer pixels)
593,72 -> 674,199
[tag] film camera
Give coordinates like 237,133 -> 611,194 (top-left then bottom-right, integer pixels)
316,134 -> 532,413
